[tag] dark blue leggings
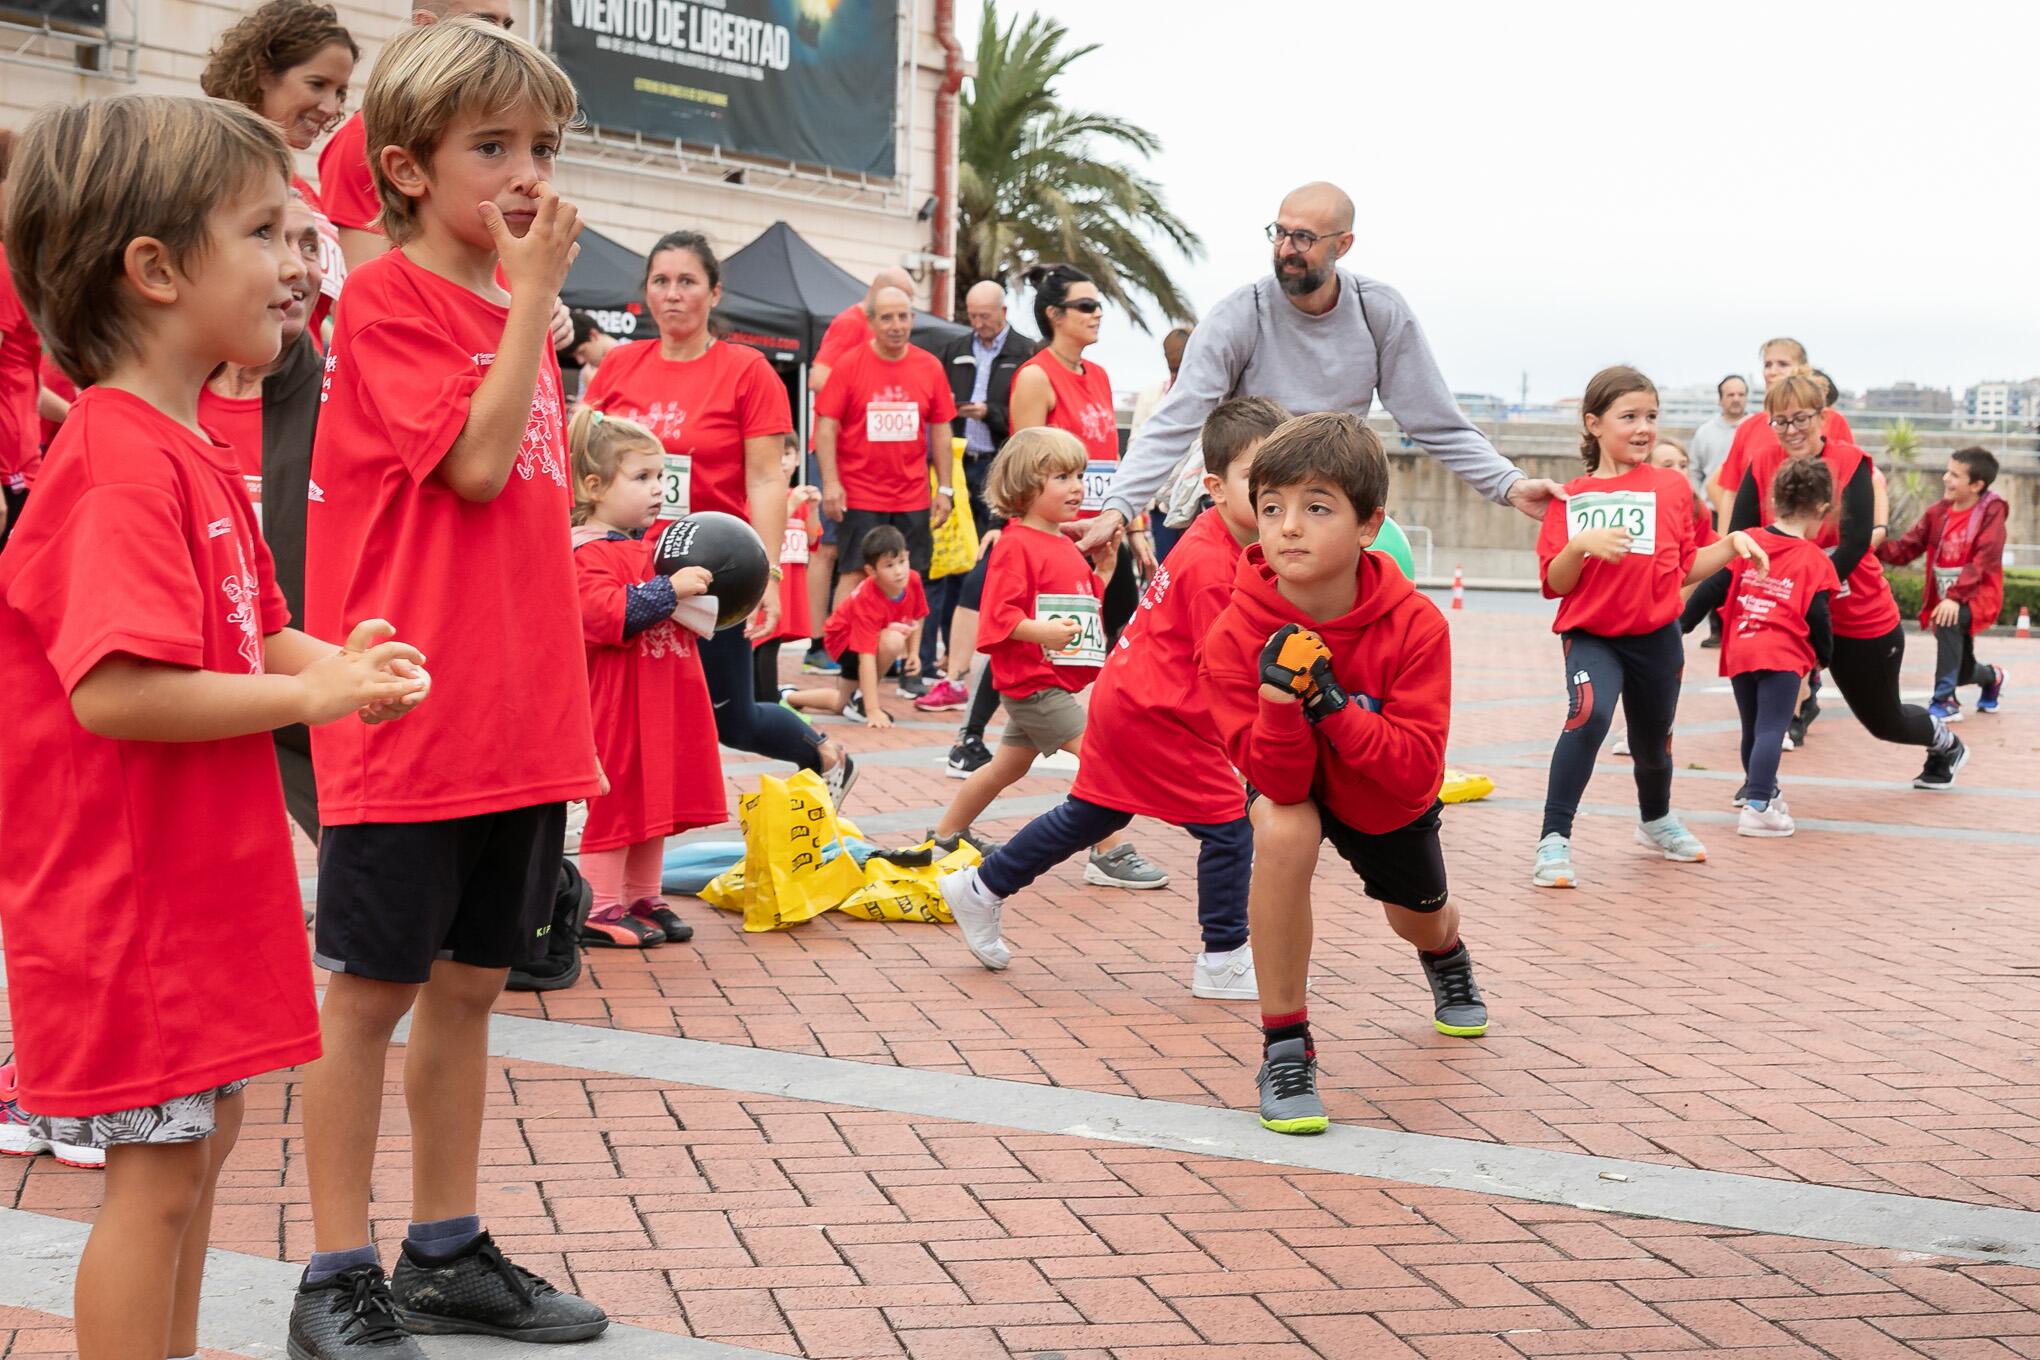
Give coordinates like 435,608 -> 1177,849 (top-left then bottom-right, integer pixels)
1732,669 -> 1799,805
700,625 -> 824,772
977,795 -> 1251,952
1541,624 -> 1683,838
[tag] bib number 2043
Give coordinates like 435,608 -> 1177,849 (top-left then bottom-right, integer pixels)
1565,489 -> 1656,555
1035,593 -> 1106,667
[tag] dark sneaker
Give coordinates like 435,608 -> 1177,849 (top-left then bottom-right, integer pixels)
1731,782 -> 1751,809
946,733 -> 992,779
626,897 -> 694,943
1979,665 -> 2006,713
896,673 -> 933,700
1083,843 -> 1169,889
1256,1037 -> 1328,1135
1783,716 -> 1806,750
1914,735 -> 1969,791
801,647 -> 841,675
1418,944 -> 1488,1037
579,911 -> 662,949
505,860 -> 591,993
930,827 -> 1003,857
390,1232 -> 607,1342
1928,696 -> 1961,723
289,1265 -> 424,1359
824,749 -> 859,806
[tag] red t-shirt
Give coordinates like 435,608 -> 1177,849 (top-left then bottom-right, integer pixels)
814,342 -> 956,512
1073,508 -> 1246,824
0,242 -> 45,489
581,339 -> 793,521
306,249 -> 598,823
978,521 -> 1102,698
823,571 -> 928,659
1746,439 -> 1899,639
1715,408 -> 1854,498
38,354 -> 76,453
0,387 -> 319,1115
813,304 -> 868,371
1720,528 -> 1841,678
774,493 -> 821,642
198,386 -> 266,526
315,111 -> 381,233
1016,349 -> 1118,461
574,532 -> 724,851
1537,464 -> 1699,637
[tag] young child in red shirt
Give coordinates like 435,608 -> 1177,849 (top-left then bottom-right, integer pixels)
569,407 -> 723,947
295,20 -> 610,1348
1199,413 -> 1482,1137
937,398 -> 1286,986
755,436 -> 822,698
1876,445 -> 2008,721
0,94 -> 427,1360
1684,457 -> 1839,837
783,524 -> 928,729
1533,366 -> 1767,890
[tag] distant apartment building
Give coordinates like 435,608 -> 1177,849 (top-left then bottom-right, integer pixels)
1964,380 -> 2040,427
1455,392 -> 1511,422
1862,382 -> 1956,415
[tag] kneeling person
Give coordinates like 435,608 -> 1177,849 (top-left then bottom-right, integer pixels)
1199,413 -> 1487,1137
940,398 -> 1289,990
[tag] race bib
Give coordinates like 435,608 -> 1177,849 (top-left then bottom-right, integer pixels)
1080,460 -> 1115,513
865,402 -> 920,443
243,473 -> 264,532
660,454 -> 691,519
1036,592 -> 1106,667
1566,489 -> 1656,555
780,522 -> 810,566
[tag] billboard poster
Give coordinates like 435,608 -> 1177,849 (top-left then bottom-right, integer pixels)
553,0 -> 899,178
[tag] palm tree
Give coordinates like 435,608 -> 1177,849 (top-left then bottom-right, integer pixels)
956,1 -> 1203,333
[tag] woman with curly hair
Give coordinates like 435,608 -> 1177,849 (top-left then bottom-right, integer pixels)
201,0 -> 357,321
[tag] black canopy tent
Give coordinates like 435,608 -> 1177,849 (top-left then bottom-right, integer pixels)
559,224 -> 806,360
718,220 -> 967,364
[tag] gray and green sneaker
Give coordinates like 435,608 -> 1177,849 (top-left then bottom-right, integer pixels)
1531,832 -> 1574,888
1255,1037 -> 1328,1135
1419,944 -> 1488,1037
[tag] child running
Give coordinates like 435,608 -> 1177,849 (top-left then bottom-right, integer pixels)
1200,412 -> 1486,1136
927,427 -> 1157,880
1684,457 -> 1840,836
295,19 -> 608,1352
783,524 -> 927,729
938,397 -> 1287,986
0,94 -> 427,1360
1533,366 -> 1768,889
1876,445 -> 2008,721
570,407 -> 724,947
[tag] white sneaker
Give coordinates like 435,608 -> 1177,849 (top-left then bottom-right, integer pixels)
0,1064 -> 105,1169
1737,800 -> 1795,838
1610,731 -> 1630,756
1191,944 -> 1258,1000
938,866 -> 1011,970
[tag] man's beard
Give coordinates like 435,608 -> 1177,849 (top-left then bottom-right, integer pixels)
1274,254 -> 1328,297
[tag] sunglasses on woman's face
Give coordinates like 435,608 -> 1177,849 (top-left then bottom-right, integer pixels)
1057,299 -> 1104,315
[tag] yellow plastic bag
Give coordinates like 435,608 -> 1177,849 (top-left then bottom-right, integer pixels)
928,437 -> 978,580
837,839 -> 983,924
704,769 -> 867,931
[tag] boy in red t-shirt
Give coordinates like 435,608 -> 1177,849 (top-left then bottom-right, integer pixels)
0,95 -> 428,1360
295,21 -> 610,1348
783,524 -> 928,728
938,398 -> 1287,992
1199,414 -> 1483,1137
1876,446 -> 2008,721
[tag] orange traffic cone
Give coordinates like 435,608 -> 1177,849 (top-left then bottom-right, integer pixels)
2018,606 -> 2031,639
1451,565 -> 1465,611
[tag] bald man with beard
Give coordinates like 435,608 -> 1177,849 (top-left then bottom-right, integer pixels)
1077,181 -> 1564,555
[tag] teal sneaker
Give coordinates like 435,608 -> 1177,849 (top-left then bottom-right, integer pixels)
1256,1038 -> 1328,1135
1635,814 -> 1706,862
1531,832 -> 1574,888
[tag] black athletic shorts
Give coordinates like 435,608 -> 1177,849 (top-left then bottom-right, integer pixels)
836,508 -> 932,577
313,803 -> 567,983
1248,790 -> 1449,912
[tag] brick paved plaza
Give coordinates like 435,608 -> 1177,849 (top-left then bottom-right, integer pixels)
7,599 -> 2040,1358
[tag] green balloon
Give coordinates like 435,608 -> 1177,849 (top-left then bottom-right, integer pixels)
1371,514 -> 1415,578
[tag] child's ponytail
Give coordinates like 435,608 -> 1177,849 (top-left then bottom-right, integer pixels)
568,405 -> 661,525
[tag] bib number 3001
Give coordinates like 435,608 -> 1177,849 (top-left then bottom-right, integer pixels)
1035,592 -> 1106,667
1565,489 -> 1656,555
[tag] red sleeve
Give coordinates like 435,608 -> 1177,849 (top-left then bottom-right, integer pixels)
814,313 -> 862,370
1693,498 -> 1719,548
833,584 -> 887,654
1198,626 -> 1317,805
1875,504 -> 1934,567
1312,613 -> 1451,809
8,484 -> 209,691
580,350 -> 625,410
1668,476 -> 1699,574
348,316 -> 488,482
903,572 -> 929,622
1950,500 -> 2006,603
976,533 -> 1032,649
1715,421 -> 1753,493
315,116 -> 382,233
814,357 -> 851,423
252,522 -> 291,636
575,546 -> 629,647
735,352 -> 794,437
1535,498 -> 1571,597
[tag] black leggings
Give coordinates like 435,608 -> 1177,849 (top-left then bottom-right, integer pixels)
1828,625 -> 1935,748
700,625 -> 824,771
1541,624 -> 1683,838
1731,670 -> 1799,804
1933,605 -> 1994,700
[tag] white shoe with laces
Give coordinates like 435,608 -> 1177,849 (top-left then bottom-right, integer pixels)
1737,799 -> 1795,837
938,866 -> 1011,970
1191,944 -> 1258,1000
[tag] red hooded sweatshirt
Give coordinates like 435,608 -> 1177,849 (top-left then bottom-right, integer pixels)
1199,545 -> 1450,835
1875,491 -> 2007,635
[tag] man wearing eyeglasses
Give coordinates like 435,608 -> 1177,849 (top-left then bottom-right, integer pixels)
1076,181 -> 1562,555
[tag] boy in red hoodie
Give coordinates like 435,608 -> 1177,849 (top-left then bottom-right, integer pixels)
1876,446 -> 2008,722
1200,412 -> 1485,1137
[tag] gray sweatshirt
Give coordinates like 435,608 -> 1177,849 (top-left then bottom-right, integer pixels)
1104,269 -> 1521,520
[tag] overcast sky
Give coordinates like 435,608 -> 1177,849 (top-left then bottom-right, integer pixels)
960,1 -> 2038,405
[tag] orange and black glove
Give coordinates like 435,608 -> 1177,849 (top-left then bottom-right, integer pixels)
1260,624 -> 1331,698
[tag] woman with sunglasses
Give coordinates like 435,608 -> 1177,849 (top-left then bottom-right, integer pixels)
1708,369 -> 1968,790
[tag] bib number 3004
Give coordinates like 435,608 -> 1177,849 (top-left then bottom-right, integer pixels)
865,402 -> 920,443
1035,593 -> 1106,667
1565,489 -> 1656,555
